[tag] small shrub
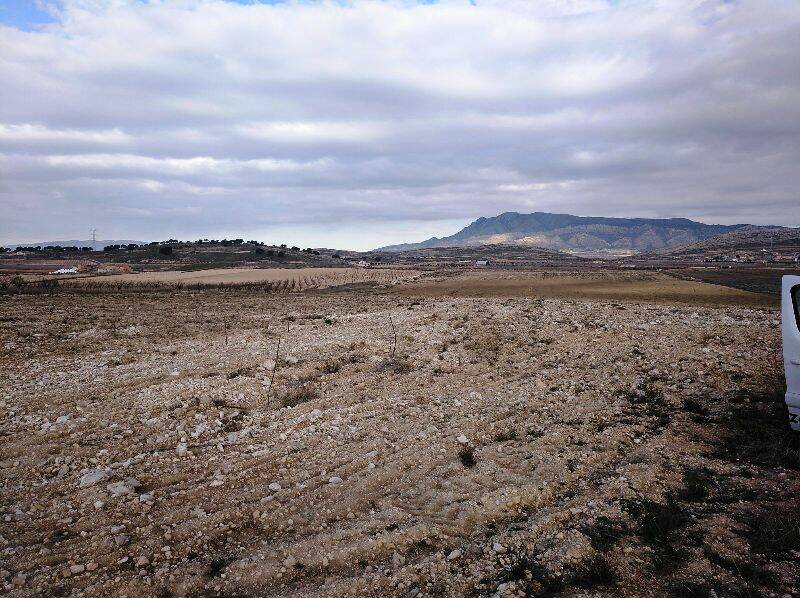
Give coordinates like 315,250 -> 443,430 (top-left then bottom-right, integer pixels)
375,357 -> 412,374
703,546 -> 779,588
741,505 -> 800,558
458,445 -> 476,467
715,376 -> 799,469
622,495 -> 690,571
494,429 -> 518,442
319,359 -> 341,374
572,554 -> 617,588
627,380 -> 672,427
281,386 -> 319,407
677,467 -> 713,502
623,496 -> 687,545
581,515 -> 626,552
683,398 -> 708,416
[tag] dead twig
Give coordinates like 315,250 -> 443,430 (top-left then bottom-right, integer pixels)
265,319 -> 290,407
389,313 -> 397,359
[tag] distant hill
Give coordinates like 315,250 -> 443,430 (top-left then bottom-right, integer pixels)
4,239 -> 148,250
363,243 -> 586,267
378,212 -> 758,257
635,226 -> 800,261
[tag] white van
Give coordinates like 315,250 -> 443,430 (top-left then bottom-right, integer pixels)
783,275 -> 800,430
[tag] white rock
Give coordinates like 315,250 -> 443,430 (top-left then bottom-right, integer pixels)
456,435 -> 469,445
79,469 -> 109,488
492,542 -> 506,554
268,482 -> 282,491
283,555 -> 297,568
447,549 -> 462,560
69,564 -> 85,574
55,415 -> 70,425
106,478 -> 141,497
328,476 -> 343,484
176,442 -> 188,457
93,500 -> 105,510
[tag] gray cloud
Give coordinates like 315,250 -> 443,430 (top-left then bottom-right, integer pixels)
1,0 -> 799,250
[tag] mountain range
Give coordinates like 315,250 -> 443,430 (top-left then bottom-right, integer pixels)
378,212 -> 760,257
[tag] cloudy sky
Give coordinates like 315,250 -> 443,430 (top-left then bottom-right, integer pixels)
1,0 -> 799,250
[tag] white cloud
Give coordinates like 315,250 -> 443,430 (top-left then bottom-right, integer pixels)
1,0 -> 799,248
43,153 -> 331,175
0,123 -> 130,144
237,121 -> 385,143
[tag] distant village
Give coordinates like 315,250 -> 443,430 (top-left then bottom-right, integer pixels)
702,249 -> 800,264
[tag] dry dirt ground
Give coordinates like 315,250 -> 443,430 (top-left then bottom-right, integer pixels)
0,270 -> 797,597
394,270 -> 776,307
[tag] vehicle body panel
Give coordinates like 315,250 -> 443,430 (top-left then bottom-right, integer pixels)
782,275 -> 800,430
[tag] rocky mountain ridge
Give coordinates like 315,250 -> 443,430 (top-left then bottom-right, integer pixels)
379,212 -> 760,257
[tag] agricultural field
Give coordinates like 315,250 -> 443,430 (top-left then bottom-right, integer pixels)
394,270 -> 775,307
59,267 -> 420,291
0,269 -> 797,597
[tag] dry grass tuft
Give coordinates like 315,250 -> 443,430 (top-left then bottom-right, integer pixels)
280,386 -> 320,408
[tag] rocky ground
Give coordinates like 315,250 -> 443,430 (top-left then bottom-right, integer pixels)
0,274 -> 797,597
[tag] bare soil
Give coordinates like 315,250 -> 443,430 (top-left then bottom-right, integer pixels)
0,270 -> 796,597
667,266 -> 797,297
393,270 -> 775,307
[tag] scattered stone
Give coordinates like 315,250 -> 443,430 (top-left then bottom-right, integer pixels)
107,478 -> 141,497
268,482 -> 282,491
79,469 -> 109,488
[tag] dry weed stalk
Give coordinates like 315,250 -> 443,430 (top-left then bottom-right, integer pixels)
389,312 -> 397,358
265,319 -> 290,408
